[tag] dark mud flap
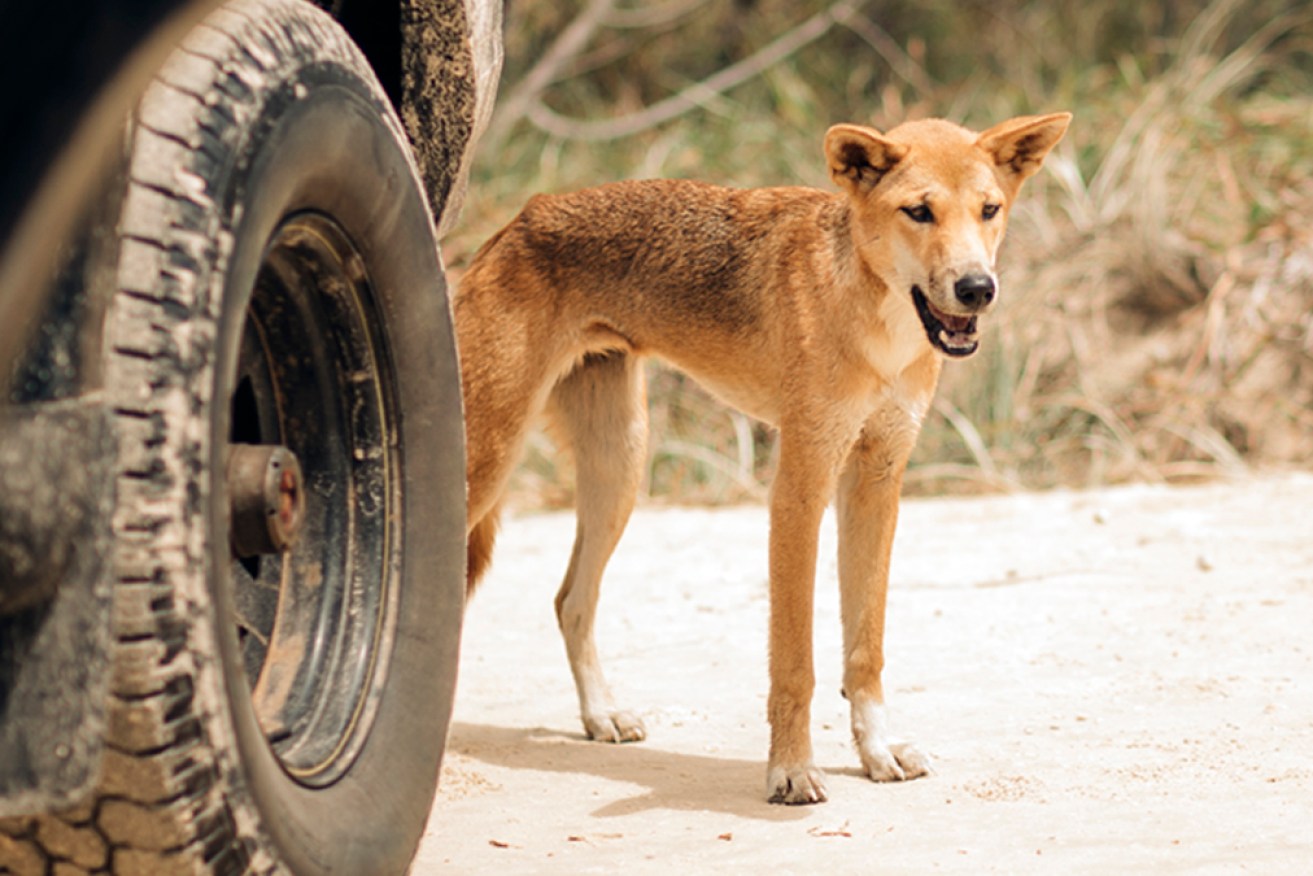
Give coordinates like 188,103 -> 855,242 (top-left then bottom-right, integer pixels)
0,398 -> 114,814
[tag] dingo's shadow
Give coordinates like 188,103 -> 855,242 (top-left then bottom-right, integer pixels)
447,722 -> 865,821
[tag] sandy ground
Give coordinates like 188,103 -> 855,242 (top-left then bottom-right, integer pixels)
415,474 -> 1313,874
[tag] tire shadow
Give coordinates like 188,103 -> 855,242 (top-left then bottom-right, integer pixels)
447,722 -> 815,822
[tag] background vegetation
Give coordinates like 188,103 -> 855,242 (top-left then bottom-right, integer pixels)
446,0 -> 1313,507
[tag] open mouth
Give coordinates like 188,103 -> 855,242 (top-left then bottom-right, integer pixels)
911,286 -> 979,358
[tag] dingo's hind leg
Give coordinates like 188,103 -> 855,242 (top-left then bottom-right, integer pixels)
548,352 -> 649,743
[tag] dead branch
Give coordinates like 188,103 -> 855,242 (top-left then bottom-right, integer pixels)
604,0 -> 709,30
483,0 -> 619,152
524,0 -> 868,142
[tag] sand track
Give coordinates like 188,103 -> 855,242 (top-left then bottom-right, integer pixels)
418,474 -> 1313,873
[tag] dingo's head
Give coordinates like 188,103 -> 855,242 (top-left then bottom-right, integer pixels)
825,113 -> 1070,358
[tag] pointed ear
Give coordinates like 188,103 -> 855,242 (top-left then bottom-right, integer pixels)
977,112 -> 1071,182
824,124 -> 909,195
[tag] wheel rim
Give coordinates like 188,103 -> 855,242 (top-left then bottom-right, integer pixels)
226,211 -> 399,787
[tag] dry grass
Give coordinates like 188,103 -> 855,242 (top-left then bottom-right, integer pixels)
448,0 -> 1313,507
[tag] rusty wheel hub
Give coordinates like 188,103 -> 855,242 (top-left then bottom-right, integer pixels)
227,444 -> 306,558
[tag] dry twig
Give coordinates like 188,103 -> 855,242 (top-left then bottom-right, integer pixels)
525,0 -> 868,142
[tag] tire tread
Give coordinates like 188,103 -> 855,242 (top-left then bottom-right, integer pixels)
1,2 -> 377,873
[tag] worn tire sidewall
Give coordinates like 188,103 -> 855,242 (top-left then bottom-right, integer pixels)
208,63 -> 466,874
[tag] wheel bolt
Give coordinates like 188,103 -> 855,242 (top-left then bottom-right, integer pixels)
227,444 -> 306,557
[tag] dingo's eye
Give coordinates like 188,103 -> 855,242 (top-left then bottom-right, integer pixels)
982,203 -> 1001,220
901,204 -> 934,224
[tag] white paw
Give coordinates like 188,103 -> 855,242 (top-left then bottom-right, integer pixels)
766,762 -> 829,805
850,695 -> 932,782
859,740 -> 932,782
583,710 -> 646,743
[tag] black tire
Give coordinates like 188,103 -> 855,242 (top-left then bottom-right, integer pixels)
0,1 -> 465,873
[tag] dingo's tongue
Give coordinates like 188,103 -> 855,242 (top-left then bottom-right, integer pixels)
926,300 -> 977,335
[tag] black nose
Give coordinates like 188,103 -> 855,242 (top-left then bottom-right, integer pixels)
953,274 -> 996,309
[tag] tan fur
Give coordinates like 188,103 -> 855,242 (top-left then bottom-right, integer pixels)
455,112 -> 1071,802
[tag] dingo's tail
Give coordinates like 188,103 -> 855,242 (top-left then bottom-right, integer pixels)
467,505 -> 501,595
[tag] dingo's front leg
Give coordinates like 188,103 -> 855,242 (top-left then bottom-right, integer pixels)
836,424 -> 931,783
765,430 -> 846,804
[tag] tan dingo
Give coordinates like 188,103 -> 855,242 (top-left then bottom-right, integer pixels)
455,112 -> 1071,803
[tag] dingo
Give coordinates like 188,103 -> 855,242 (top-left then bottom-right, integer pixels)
456,112 -> 1070,803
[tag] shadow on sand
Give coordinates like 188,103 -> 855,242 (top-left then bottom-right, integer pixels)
448,722 -> 874,822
